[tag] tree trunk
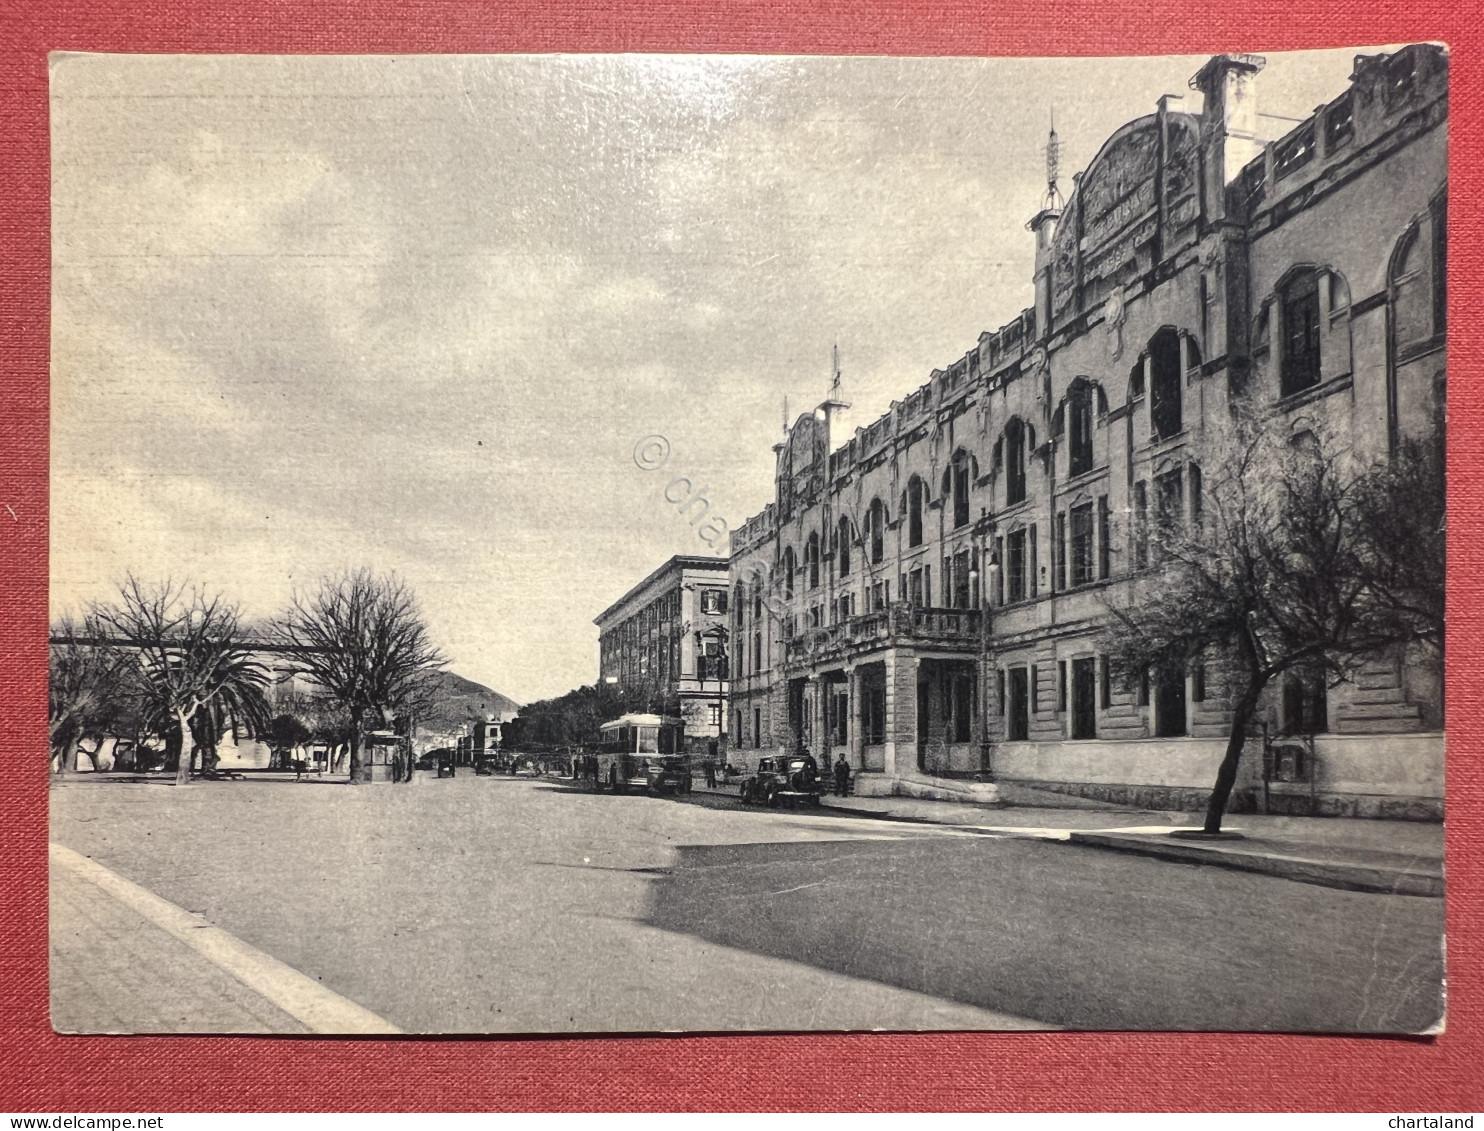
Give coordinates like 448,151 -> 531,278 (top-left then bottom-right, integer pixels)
348,709 -> 364,782
175,709 -> 193,786
1203,678 -> 1266,834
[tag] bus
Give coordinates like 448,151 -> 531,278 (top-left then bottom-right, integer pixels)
592,714 -> 690,795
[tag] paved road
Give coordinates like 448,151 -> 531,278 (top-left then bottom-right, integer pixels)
50,776 -> 1443,1034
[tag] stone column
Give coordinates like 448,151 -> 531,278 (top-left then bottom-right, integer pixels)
883,649 -> 920,782
847,665 -> 863,770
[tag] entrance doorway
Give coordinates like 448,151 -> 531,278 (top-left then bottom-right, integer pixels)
1071,656 -> 1097,739
1007,667 -> 1030,741
1155,666 -> 1187,737
916,679 -> 930,771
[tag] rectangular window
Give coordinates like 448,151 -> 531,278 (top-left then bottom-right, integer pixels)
1192,660 -> 1206,703
835,691 -> 849,746
909,568 -> 924,608
1097,495 -> 1111,580
1056,659 -> 1067,712
923,565 -> 932,609
1070,502 -> 1094,587
1325,95 -> 1354,151
708,703 -> 721,727
1384,53 -> 1417,109
1138,667 -> 1150,708
1274,123 -> 1315,179
997,669 -> 1006,716
1054,512 -> 1067,591
993,537 -> 1004,604
953,549 -> 971,609
754,707 -> 761,748
1030,663 -> 1039,715
1189,465 -> 1203,530
1155,469 -> 1184,555
1099,654 -> 1111,709
1029,524 -> 1039,598
1007,529 -> 1027,603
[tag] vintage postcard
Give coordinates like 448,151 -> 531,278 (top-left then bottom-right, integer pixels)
49,47 -> 1446,1034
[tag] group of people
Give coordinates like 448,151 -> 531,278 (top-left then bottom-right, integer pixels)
808,752 -> 852,795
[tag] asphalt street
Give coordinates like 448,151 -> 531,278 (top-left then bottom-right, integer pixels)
49,775 -> 1444,1034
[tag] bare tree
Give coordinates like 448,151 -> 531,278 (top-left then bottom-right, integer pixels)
1103,418 -> 1414,833
277,569 -> 445,781
91,577 -> 272,785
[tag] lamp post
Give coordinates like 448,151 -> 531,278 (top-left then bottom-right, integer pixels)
978,551 -> 1001,782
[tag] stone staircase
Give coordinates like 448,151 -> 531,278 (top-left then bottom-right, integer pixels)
1333,659 -> 1424,734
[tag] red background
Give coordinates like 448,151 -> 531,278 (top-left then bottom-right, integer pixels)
2,0 -> 1480,1112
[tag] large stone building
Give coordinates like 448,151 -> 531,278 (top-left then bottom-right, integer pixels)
595,555 -> 731,751
729,46 -> 1446,817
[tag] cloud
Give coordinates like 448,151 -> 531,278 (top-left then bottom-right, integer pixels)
51,49 -> 1375,702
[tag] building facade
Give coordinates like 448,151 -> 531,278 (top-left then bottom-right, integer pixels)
595,555 -> 731,751
729,47 -> 1446,817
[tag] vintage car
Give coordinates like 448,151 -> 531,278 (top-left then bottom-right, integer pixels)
739,754 -> 825,808
415,748 -> 457,777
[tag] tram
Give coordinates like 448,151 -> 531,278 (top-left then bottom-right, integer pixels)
591,713 -> 691,795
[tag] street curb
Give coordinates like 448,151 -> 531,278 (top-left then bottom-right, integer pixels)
1065,831 -> 1444,897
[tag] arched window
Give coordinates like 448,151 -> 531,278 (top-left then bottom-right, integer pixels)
907,477 -> 925,547
951,453 -> 972,529
805,532 -> 820,589
782,546 -> 796,599
1280,269 -> 1322,397
868,498 -> 886,564
1005,419 -> 1027,506
1391,224 -> 1434,352
837,516 -> 853,577
1150,328 -> 1183,438
1069,381 -> 1095,477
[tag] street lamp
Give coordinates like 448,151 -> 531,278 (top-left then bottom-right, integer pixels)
978,552 -> 1001,782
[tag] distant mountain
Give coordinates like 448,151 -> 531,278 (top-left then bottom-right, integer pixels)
421,670 -> 521,732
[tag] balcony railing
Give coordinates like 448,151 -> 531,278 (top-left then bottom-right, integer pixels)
784,604 -> 981,666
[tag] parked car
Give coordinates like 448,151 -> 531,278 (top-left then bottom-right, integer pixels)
415,749 -> 456,777
739,754 -> 825,808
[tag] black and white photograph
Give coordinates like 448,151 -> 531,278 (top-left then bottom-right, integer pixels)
48,45 -> 1447,1036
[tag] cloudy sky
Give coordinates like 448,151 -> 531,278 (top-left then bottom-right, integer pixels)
51,47 -> 1376,703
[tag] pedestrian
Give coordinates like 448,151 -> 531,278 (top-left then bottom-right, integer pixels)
834,753 -> 851,797
704,759 -> 716,789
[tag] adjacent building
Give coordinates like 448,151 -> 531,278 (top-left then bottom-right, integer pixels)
729,46 -> 1446,818
595,555 -> 732,752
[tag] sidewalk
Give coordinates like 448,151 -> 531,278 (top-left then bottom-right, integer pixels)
693,778 -> 1445,897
